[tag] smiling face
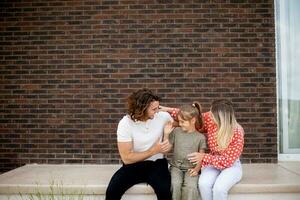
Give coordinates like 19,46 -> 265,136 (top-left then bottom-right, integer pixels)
178,114 -> 196,133
145,101 -> 160,120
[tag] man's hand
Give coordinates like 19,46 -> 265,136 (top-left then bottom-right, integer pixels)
150,139 -> 172,154
160,139 -> 172,153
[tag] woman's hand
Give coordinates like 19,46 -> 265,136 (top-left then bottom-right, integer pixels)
187,152 -> 205,165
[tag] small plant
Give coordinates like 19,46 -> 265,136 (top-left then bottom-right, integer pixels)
18,181 -> 85,200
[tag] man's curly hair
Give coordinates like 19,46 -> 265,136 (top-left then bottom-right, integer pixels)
127,89 -> 161,121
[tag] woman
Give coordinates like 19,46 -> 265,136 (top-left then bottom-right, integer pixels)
161,99 -> 244,200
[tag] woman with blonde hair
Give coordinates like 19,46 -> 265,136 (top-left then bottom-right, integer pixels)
161,99 -> 244,200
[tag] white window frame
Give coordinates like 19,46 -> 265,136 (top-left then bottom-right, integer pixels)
276,0 -> 300,161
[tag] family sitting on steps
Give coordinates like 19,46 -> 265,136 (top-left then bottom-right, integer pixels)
105,88 -> 244,200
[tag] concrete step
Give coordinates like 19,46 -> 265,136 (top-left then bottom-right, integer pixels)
0,162 -> 299,200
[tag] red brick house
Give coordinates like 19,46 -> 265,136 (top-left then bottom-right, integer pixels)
0,0 -> 298,173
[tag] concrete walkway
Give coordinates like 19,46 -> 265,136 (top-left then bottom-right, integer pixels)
0,162 -> 299,200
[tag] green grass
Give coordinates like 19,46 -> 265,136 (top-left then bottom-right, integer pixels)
18,181 -> 85,200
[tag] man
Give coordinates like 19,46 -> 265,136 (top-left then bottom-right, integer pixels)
105,89 -> 173,200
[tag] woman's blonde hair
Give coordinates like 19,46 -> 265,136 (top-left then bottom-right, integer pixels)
211,99 -> 237,150
178,102 -> 203,131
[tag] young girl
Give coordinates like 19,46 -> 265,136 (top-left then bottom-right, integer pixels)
162,99 -> 244,200
163,102 -> 207,200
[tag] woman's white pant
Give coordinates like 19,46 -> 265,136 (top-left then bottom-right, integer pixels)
198,160 -> 242,200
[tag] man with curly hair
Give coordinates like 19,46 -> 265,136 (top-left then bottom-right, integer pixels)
105,89 -> 173,200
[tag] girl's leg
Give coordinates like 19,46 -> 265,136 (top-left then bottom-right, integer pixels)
198,166 -> 220,200
182,171 -> 200,200
170,166 -> 184,200
212,160 -> 243,200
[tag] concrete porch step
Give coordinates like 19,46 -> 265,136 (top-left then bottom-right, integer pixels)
0,162 -> 299,200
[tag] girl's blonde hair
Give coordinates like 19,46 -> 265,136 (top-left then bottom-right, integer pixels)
211,99 -> 237,150
178,102 -> 203,131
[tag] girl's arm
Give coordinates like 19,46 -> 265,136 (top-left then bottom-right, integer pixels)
163,121 -> 174,142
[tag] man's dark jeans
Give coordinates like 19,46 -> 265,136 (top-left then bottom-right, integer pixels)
105,158 -> 172,200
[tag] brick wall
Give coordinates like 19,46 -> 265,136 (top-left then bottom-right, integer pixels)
0,0 -> 276,173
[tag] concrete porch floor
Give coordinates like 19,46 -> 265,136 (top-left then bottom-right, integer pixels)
0,162 -> 299,200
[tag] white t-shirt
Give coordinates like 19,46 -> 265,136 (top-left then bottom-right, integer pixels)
117,111 -> 173,161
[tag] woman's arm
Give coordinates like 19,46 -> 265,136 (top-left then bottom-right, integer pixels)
188,149 -> 205,176
188,128 -> 244,170
159,105 -> 179,120
159,105 -> 174,112
160,106 -> 209,132
202,130 -> 244,169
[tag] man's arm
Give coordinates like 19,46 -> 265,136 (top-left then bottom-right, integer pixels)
118,140 -> 171,165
